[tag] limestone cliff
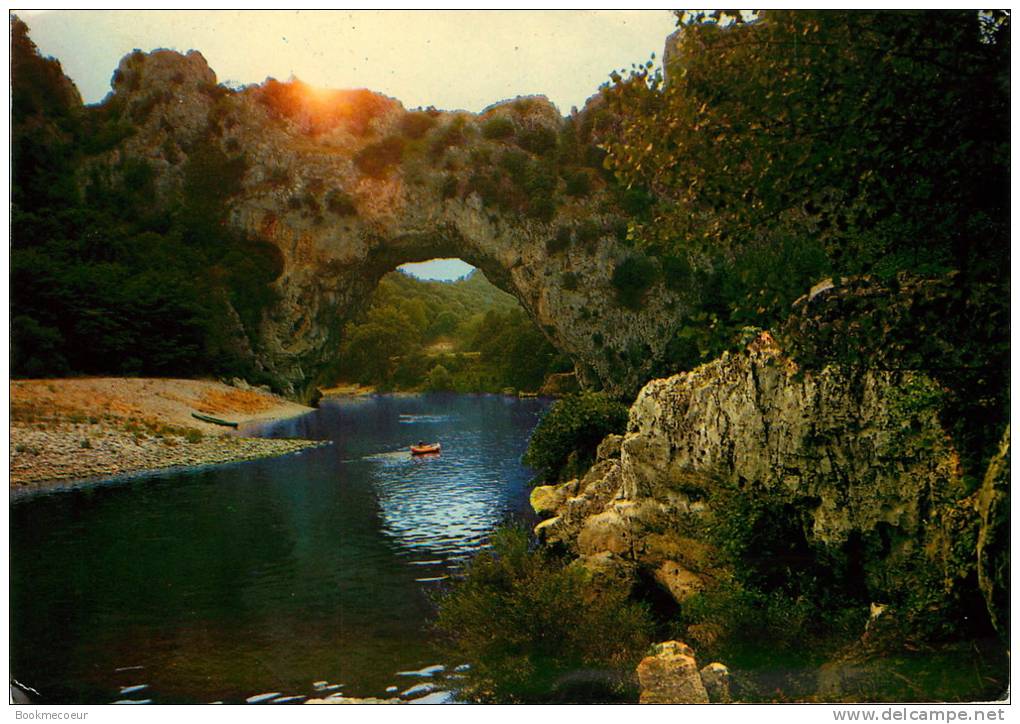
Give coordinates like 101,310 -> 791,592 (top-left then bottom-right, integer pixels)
532,277 -> 1004,634
86,49 -> 687,399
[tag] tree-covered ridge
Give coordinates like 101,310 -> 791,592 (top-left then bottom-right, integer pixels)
334,269 -> 571,392
600,9 -> 1009,372
11,17 -> 283,384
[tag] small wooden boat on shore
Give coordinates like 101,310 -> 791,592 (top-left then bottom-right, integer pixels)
410,442 -> 441,455
191,412 -> 239,428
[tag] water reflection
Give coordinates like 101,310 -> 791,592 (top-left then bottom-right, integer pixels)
10,393 -> 548,703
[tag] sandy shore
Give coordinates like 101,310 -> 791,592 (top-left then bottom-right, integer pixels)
10,378 -> 321,490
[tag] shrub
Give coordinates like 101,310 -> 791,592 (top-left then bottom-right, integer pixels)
80,118 -> 136,155
434,525 -> 653,702
576,219 -> 601,245
129,91 -> 164,124
609,218 -> 630,243
499,149 -> 529,184
546,226 -> 572,255
611,256 -> 658,310
424,363 -> 454,391
517,126 -> 558,155
673,478 -> 871,678
481,115 -> 515,140
440,175 -> 458,199
466,169 -> 503,208
527,196 -> 557,223
257,78 -> 303,120
561,272 -> 579,291
523,392 -> 629,482
354,136 -> 405,178
659,254 -> 692,292
400,110 -> 436,139
430,116 -> 467,157
617,185 -> 655,218
120,158 -> 155,199
563,167 -> 594,197
678,581 -> 865,676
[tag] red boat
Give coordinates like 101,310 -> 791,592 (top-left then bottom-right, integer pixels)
410,442 -> 441,455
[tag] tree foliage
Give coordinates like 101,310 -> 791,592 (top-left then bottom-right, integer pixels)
433,525 -> 653,702
10,17 -> 282,384
606,10 -> 1008,273
523,392 -> 629,482
335,270 -> 570,392
601,10 -> 1009,372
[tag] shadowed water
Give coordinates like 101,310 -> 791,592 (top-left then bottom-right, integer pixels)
10,393 -> 549,704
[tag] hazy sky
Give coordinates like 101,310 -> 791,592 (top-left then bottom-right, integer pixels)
15,9 -> 676,112
16,9 -> 675,281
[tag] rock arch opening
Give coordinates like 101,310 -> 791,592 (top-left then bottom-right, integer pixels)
71,48 -> 692,401
328,257 -> 572,396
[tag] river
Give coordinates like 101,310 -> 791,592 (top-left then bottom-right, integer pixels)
10,393 -> 550,704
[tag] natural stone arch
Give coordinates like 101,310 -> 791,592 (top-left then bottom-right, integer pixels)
95,48 -> 689,399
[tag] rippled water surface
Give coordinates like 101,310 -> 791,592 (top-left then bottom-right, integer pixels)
10,394 -> 550,703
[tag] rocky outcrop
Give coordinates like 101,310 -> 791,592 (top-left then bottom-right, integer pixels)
636,641 -> 709,704
636,641 -> 733,704
84,48 -> 689,399
636,644 -> 709,705
699,662 -> 731,703
533,278 -> 1001,629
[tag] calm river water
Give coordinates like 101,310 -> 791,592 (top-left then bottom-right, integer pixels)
10,393 -> 550,704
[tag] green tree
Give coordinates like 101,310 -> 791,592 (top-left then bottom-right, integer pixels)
434,525 -> 653,702
605,10 -> 1008,280
423,363 -> 454,391
600,11 -> 1008,374
524,392 -> 629,482
10,18 -> 285,384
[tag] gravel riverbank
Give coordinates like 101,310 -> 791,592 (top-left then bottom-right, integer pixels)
10,378 -> 321,490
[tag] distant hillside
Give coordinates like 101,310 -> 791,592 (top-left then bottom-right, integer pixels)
334,268 -> 571,392
382,268 -> 520,320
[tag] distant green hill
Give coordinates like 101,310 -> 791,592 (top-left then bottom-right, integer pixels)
334,269 -> 571,392
377,267 -> 520,325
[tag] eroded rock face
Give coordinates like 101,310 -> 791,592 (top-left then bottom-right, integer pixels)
91,49 -> 688,399
534,318 -> 980,619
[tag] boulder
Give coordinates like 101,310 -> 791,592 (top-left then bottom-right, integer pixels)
652,560 -> 704,603
699,662 -> 731,703
530,484 -> 568,517
637,641 -> 709,704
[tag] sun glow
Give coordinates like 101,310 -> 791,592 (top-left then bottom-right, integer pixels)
297,81 -> 343,108
259,77 -> 395,136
